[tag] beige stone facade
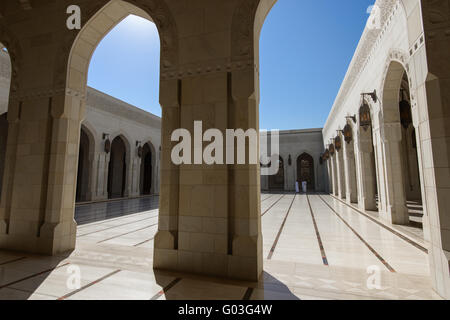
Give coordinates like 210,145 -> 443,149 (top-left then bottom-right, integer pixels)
260,129 -> 328,193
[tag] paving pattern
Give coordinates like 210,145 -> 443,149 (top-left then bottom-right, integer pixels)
0,194 -> 442,300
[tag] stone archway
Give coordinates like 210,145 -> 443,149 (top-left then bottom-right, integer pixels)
380,60 -> 423,226
297,153 -> 315,192
0,0 -> 279,282
379,61 -> 412,225
140,142 -> 155,196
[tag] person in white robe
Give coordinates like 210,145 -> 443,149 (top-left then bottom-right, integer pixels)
302,181 -> 307,193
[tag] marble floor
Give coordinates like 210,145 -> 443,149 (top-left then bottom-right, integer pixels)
0,193 -> 442,300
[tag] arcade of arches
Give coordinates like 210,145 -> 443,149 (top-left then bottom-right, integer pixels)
0,0 -> 449,300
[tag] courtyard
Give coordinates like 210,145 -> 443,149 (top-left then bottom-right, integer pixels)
0,193 -> 439,300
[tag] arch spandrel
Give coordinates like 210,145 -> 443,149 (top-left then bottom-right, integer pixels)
231,0 -> 277,63
61,0 -> 178,97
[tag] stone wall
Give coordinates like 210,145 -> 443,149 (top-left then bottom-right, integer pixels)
261,129 -> 327,192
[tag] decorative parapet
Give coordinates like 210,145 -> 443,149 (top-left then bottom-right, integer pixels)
323,0 -> 401,133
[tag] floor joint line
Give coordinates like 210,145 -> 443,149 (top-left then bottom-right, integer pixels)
306,194 -> 329,266
267,194 -> 296,260
58,269 -> 121,300
0,262 -> 70,290
261,194 -> 285,217
242,287 -> 254,300
96,223 -> 158,244
330,194 -> 428,254
78,214 -> 158,238
317,194 -> 396,273
150,278 -> 182,300
0,256 -> 27,266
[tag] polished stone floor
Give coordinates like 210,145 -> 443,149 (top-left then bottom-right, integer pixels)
0,194 -> 442,300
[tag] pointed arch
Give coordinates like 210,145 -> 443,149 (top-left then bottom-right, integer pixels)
140,140 -> 157,195
61,0 -> 178,96
107,134 -> 130,199
297,153 -> 315,191
76,124 -> 96,202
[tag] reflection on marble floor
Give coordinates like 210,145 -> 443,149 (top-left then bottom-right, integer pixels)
0,194 -> 442,300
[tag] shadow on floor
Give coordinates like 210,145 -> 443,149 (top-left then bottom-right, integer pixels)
155,270 -> 300,300
0,251 -> 71,300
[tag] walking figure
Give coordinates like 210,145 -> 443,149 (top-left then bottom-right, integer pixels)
302,181 -> 307,194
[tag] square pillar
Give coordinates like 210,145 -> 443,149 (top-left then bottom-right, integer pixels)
0,92 -> 82,254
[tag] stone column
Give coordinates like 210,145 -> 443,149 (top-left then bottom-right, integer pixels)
154,66 -> 263,281
343,139 -> 358,203
330,154 -> 339,196
336,147 -> 346,199
85,150 -> 95,202
381,123 -> 409,225
358,133 -> 377,211
326,161 -> 332,194
373,131 -> 386,215
154,152 -> 160,195
154,79 -> 180,269
130,156 -> 140,197
0,91 -> 82,254
93,151 -> 109,201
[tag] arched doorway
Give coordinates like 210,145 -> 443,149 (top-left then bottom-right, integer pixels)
108,136 -> 128,199
140,143 -> 153,195
65,1 -> 167,204
268,156 -> 285,190
381,61 -> 423,226
297,153 -> 315,191
76,126 -> 92,203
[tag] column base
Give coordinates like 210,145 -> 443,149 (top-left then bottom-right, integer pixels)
153,234 -> 263,282
346,192 -> 358,204
359,196 -> 377,211
153,248 -> 263,281
385,204 -> 409,225
0,220 -> 76,255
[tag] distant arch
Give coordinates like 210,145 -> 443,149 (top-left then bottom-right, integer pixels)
108,135 -> 129,199
297,153 -> 315,191
76,124 -> 95,202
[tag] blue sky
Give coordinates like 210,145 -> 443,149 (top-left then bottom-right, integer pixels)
88,0 -> 374,130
